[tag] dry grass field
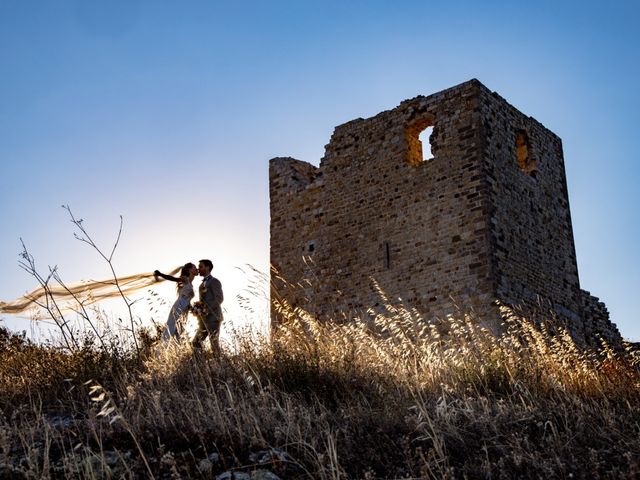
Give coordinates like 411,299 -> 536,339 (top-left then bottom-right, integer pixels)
1,302 -> 639,479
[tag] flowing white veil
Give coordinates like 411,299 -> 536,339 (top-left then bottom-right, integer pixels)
0,267 -> 181,315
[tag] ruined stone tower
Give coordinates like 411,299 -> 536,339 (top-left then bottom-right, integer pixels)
269,79 -> 621,344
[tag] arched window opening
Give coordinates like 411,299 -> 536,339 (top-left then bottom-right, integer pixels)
406,118 -> 435,166
516,130 -> 537,177
419,126 -> 434,160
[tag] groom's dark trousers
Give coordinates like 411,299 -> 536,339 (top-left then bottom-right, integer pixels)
192,275 -> 224,353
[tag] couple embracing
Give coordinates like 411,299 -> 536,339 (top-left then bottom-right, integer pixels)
154,259 -> 224,352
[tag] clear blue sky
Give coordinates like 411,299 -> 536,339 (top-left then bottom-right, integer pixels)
1,0 -> 638,340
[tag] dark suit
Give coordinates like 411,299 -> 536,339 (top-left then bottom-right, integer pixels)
192,274 -> 224,352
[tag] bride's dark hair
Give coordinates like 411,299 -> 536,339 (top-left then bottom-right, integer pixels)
177,262 -> 196,292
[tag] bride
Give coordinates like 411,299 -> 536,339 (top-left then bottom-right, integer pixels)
154,263 -> 197,342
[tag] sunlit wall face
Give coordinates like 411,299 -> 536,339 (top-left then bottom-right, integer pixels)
0,1 -> 638,341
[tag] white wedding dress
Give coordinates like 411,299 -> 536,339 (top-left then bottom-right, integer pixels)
162,280 -> 194,342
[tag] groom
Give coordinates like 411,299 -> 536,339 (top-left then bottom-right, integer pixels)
192,259 -> 224,353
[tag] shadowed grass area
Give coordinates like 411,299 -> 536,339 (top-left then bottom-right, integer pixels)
1,305 -> 639,479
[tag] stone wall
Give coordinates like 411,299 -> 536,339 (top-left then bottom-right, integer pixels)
579,290 -> 621,345
269,79 -> 622,344
479,88 -> 580,309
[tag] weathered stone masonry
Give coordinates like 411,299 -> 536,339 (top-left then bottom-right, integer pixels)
270,79 -> 621,344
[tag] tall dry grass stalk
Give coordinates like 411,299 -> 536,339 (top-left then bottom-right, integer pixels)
1,298 -> 639,479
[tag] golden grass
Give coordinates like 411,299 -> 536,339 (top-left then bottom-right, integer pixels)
0,303 -> 639,479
